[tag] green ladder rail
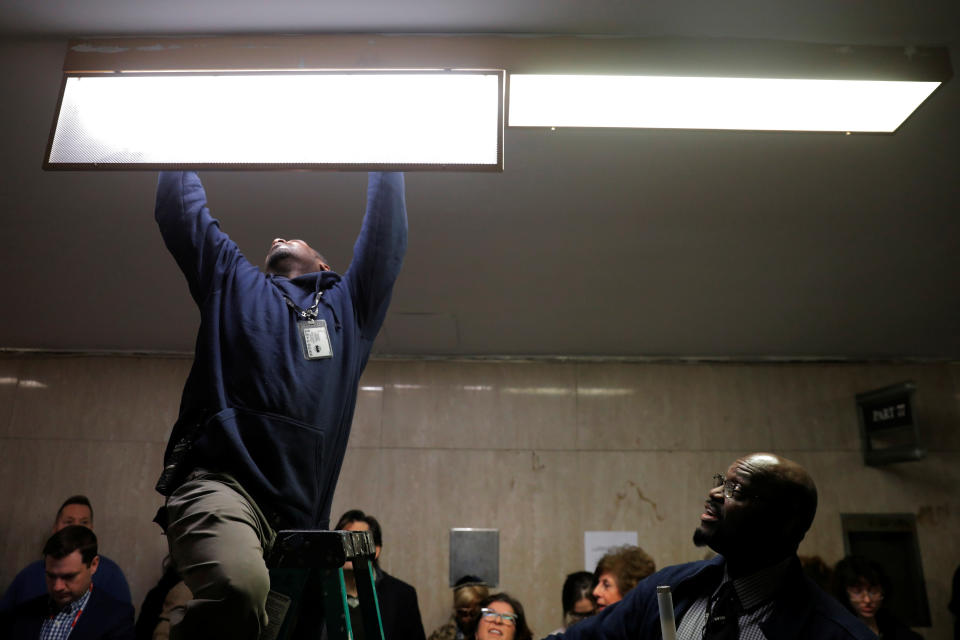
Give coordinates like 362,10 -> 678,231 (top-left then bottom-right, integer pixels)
263,529 -> 385,640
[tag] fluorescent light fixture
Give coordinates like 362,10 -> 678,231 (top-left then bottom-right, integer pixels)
509,74 -> 941,132
46,70 -> 503,170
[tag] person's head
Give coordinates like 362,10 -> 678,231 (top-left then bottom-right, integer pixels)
264,238 -> 330,279
592,546 -> 656,612
561,571 -> 596,628
335,509 -> 382,569
475,593 -> 532,640
452,576 -> 489,632
54,495 -> 93,533
693,452 -> 817,571
833,556 -> 890,622
43,525 -> 99,608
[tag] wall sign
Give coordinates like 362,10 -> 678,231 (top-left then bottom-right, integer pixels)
855,381 -> 925,466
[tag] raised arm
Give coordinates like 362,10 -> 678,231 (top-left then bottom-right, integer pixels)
543,575 -> 662,640
345,171 -> 408,339
155,171 -> 243,305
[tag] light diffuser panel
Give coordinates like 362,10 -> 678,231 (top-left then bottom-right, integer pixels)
46,71 -> 504,170
509,74 -> 941,132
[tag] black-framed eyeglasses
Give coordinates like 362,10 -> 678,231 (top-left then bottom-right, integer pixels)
712,473 -> 748,500
481,608 -> 518,626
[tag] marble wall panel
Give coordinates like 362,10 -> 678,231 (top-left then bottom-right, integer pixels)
684,366 -> 776,452
576,363 -> 707,450
762,363 -> 960,453
764,365 -> 865,451
3,355 -> 187,443
381,360 -> 578,450
893,364 -> 960,451
329,446 -> 385,525
348,360 -> 386,448
576,363 -> 783,453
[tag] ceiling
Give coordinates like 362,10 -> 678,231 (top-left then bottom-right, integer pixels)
1,2 -> 958,359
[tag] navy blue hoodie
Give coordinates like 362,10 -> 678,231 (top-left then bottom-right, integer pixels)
155,171 -> 407,530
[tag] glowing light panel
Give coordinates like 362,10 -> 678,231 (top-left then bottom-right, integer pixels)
509,75 -> 940,132
47,71 -> 503,169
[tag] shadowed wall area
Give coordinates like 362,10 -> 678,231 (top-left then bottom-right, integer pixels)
0,355 -> 958,637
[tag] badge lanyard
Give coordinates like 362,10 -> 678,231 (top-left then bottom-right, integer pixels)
282,289 -> 334,360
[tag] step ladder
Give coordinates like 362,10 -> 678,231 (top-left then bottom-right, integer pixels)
263,529 -> 386,640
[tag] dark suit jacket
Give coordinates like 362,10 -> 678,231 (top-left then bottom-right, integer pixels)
2,588 -> 135,640
376,571 -> 426,640
312,567 -> 426,640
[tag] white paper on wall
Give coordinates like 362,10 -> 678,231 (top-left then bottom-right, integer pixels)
584,530 -> 638,572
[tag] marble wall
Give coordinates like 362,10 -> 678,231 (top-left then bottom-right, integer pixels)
1,354 -> 957,638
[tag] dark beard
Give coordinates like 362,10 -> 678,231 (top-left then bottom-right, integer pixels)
265,246 -> 295,274
692,528 -> 710,547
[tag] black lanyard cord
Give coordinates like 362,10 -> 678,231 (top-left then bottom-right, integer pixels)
282,290 -> 323,320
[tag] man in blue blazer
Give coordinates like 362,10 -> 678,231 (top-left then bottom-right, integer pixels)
1,525 -> 134,640
546,453 -> 877,640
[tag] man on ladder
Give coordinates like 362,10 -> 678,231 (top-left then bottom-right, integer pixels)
152,171 -> 407,640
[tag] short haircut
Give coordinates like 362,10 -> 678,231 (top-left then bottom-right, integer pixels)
335,509 -> 382,547
594,545 -> 656,595
56,495 -> 93,523
561,571 -> 595,614
44,525 -> 98,566
479,592 -> 533,640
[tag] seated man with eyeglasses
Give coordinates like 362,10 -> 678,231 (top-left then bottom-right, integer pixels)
546,452 -> 877,640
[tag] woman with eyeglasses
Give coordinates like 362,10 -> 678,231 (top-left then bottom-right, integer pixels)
474,593 -> 532,640
832,556 -> 921,639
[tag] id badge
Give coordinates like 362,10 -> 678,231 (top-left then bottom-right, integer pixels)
298,319 -> 333,360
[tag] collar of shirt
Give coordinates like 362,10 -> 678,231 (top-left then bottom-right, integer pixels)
49,584 -> 92,617
720,556 -> 793,611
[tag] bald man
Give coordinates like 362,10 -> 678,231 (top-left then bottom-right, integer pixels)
548,453 -> 876,640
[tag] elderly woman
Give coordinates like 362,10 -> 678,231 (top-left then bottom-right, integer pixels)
832,556 -> 921,640
474,593 -> 532,640
592,545 -> 656,613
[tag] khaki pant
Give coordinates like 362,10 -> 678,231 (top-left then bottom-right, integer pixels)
165,471 -> 276,640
